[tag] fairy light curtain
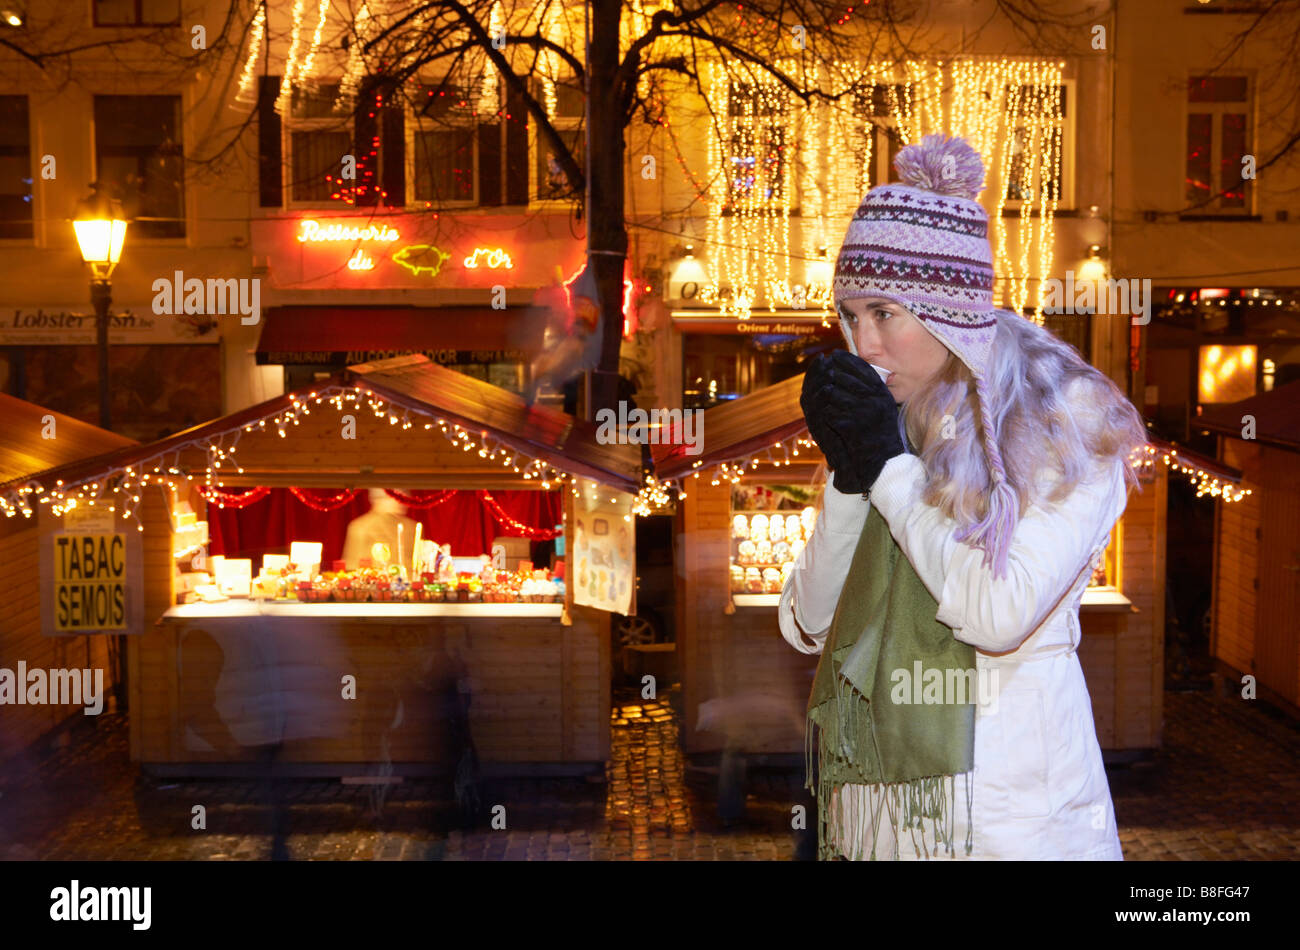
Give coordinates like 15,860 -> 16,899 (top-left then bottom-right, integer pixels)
703,58 -> 1064,324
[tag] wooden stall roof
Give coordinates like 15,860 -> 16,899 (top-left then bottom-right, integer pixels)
345,355 -> 642,492
651,373 -> 819,480
3,361 -> 642,496
1198,380 -> 1300,452
0,394 -> 136,486
1145,433 -> 1243,482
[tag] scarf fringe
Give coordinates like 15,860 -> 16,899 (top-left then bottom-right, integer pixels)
806,661 -> 975,861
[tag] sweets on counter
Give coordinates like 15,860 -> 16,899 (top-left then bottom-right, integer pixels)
225,560 -> 562,604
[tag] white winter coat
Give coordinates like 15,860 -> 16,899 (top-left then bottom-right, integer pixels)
779,426 -> 1131,860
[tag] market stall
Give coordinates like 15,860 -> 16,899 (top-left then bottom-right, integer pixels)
652,374 -> 1169,761
0,395 -> 137,760
5,355 -> 641,777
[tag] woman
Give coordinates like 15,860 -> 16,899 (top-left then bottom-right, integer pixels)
779,134 -> 1148,860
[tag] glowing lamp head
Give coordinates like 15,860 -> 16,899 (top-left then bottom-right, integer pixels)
73,184 -> 128,279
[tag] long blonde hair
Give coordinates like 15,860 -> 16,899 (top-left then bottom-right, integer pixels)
901,311 -> 1149,526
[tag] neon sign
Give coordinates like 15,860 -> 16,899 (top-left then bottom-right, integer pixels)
463,247 -> 514,269
392,244 -> 452,278
347,249 -> 375,271
297,220 -> 401,243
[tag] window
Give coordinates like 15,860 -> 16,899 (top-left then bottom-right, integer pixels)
286,83 -> 352,205
724,80 -> 790,210
94,0 -> 181,26
412,82 -> 478,205
0,96 -> 32,239
407,77 -> 531,207
94,95 -> 184,238
534,79 -> 583,202
1186,75 -> 1251,213
1005,84 -> 1068,205
850,84 -> 907,189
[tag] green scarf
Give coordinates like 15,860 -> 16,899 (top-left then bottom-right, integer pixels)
805,505 -> 976,860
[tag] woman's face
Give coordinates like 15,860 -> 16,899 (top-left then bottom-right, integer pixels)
842,296 -> 952,403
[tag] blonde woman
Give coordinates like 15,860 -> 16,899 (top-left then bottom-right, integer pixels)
779,135 -> 1149,860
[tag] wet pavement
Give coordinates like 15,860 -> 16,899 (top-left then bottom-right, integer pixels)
0,682 -> 1296,860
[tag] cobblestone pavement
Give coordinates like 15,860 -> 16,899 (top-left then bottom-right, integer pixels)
0,683 -> 1296,860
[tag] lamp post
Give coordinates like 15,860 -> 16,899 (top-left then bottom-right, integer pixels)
73,183 -> 128,430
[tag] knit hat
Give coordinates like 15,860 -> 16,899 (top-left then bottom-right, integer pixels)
833,134 -> 1016,579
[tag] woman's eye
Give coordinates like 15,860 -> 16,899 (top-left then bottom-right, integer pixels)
873,308 -> 892,321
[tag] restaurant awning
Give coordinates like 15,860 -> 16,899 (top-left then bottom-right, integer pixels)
255,305 -> 544,365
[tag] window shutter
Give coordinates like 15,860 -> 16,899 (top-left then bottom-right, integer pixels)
478,121 -> 502,206
382,83 -> 405,208
504,86 -> 530,205
257,76 -> 282,208
354,77 -> 381,207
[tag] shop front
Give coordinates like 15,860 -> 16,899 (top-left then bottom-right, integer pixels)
670,309 -> 840,410
0,302 -> 221,442
6,355 -> 641,777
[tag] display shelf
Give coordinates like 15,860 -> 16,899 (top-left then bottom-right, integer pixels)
1080,587 -> 1133,612
732,593 -> 781,607
163,601 -> 564,619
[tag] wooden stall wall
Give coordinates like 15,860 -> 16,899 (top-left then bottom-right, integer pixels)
1079,466 -> 1166,753
0,516 -> 114,760
681,479 -> 818,758
1212,438 -> 1300,711
1212,439 -> 1261,686
127,484 -> 181,762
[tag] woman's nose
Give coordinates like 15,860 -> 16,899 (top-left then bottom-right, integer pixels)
854,322 -> 882,360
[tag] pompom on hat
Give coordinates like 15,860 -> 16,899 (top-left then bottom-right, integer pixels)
833,134 -> 1017,579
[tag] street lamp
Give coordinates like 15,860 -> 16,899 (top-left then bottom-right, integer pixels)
73,183 -> 128,430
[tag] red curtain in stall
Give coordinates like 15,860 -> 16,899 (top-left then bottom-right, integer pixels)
207,488 -> 562,566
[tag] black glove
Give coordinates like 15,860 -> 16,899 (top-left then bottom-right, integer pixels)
800,350 -> 905,494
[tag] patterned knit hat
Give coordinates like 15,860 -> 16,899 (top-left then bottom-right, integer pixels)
833,134 -> 1016,579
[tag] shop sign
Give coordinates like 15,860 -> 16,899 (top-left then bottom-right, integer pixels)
0,306 -> 221,346
40,506 -> 144,637
257,348 -> 529,367
670,313 -> 840,336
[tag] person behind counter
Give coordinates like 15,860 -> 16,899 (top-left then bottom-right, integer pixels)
342,489 -> 419,571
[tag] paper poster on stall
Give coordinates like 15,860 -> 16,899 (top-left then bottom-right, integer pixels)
571,479 -> 635,616
39,505 -> 143,637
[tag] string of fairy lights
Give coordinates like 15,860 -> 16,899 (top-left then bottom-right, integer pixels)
0,385 -> 615,529
627,431 -> 1253,515
700,57 -> 1065,325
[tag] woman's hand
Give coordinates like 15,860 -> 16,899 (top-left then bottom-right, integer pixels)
800,350 -> 906,494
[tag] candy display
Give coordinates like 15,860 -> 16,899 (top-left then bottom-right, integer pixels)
730,508 -> 817,593
224,559 -> 563,605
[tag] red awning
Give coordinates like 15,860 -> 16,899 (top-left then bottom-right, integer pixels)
255,306 -> 543,365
